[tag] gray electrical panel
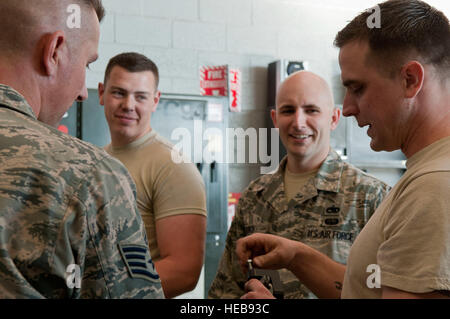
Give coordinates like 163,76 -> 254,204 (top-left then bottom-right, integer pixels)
151,94 -> 229,295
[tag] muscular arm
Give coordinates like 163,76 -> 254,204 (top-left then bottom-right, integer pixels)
287,243 -> 346,299
154,214 -> 206,298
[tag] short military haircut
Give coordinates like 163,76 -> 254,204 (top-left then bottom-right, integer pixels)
334,0 -> 450,79
81,0 -> 105,22
0,0 -> 105,56
104,52 -> 160,89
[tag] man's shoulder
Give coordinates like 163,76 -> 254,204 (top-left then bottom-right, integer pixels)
340,161 -> 390,189
41,125 -> 115,171
148,132 -> 176,153
146,132 -> 201,171
395,169 -> 450,200
2,113 -> 125,179
138,132 -> 179,162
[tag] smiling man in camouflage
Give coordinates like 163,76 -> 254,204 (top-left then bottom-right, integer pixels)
208,71 -> 390,299
0,0 -> 163,298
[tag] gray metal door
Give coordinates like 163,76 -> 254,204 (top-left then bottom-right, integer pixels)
154,95 -> 229,296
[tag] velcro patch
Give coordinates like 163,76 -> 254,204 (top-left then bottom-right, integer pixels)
118,243 -> 160,283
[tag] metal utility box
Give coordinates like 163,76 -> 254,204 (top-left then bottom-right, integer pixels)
267,60 -> 309,108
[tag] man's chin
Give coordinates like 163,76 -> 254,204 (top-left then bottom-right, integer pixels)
369,139 -> 398,153
286,146 -> 310,159
369,139 -> 383,152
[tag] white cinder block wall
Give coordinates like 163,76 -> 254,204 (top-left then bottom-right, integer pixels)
87,0 -> 450,193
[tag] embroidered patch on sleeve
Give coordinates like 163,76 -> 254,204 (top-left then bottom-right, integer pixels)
118,243 -> 160,283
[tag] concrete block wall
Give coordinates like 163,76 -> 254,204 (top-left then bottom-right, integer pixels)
88,0 -> 450,193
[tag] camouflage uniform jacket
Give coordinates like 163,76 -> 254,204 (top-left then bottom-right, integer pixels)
0,84 -> 164,299
208,149 -> 391,299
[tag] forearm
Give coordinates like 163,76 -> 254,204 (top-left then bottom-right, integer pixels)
288,243 -> 346,299
155,257 -> 202,299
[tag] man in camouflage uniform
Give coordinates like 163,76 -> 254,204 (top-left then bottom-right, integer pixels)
0,0 -> 163,298
208,71 -> 390,299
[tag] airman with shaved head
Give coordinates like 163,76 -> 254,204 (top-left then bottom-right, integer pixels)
0,0 -> 164,298
208,71 -> 390,299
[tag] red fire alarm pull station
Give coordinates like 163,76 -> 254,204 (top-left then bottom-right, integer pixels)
200,65 -> 241,113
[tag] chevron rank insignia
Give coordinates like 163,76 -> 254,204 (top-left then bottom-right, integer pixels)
118,243 -> 160,283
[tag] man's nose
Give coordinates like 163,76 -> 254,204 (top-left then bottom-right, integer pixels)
76,85 -> 88,102
293,109 -> 307,128
121,95 -> 135,111
342,92 -> 358,118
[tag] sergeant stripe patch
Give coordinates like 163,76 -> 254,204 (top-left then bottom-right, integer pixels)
118,243 -> 160,283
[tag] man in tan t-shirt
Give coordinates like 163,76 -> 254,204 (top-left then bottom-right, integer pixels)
237,0 -> 450,299
99,52 -> 207,298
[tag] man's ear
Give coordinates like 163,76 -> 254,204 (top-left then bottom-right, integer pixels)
401,61 -> 424,99
152,91 -> 161,112
98,82 -> 105,105
270,108 -> 278,128
330,107 -> 341,131
42,31 -> 66,77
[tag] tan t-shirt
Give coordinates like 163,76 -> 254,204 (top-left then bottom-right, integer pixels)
342,136 -> 450,298
283,167 -> 319,202
105,130 -> 207,260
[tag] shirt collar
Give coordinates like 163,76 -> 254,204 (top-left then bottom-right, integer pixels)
253,148 -> 344,199
314,149 -> 344,193
108,130 -> 157,152
0,84 -> 37,119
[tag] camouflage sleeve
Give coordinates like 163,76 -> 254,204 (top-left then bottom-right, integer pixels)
66,156 -> 165,299
207,196 -> 249,299
371,181 -> 391,216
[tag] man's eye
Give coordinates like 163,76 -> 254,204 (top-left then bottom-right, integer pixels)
352,86 -> 364,95
280,108 -> 294,114
136,95 -> 147,101
112,91 -> 124,97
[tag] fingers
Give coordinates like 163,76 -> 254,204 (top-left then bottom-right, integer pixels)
240,279 -> 276,299
236,233 -> 300,274
252,251 -> 275,269
236,233 -> 280,272
236,233 -> 265,273
236,239 -> 251,274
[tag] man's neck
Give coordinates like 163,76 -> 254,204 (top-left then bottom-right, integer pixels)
402,114 -> 450,158
286,149 -> 329,174
110,128 -> 153,149
0,59 -> 41,117
401,83 -> 450,158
